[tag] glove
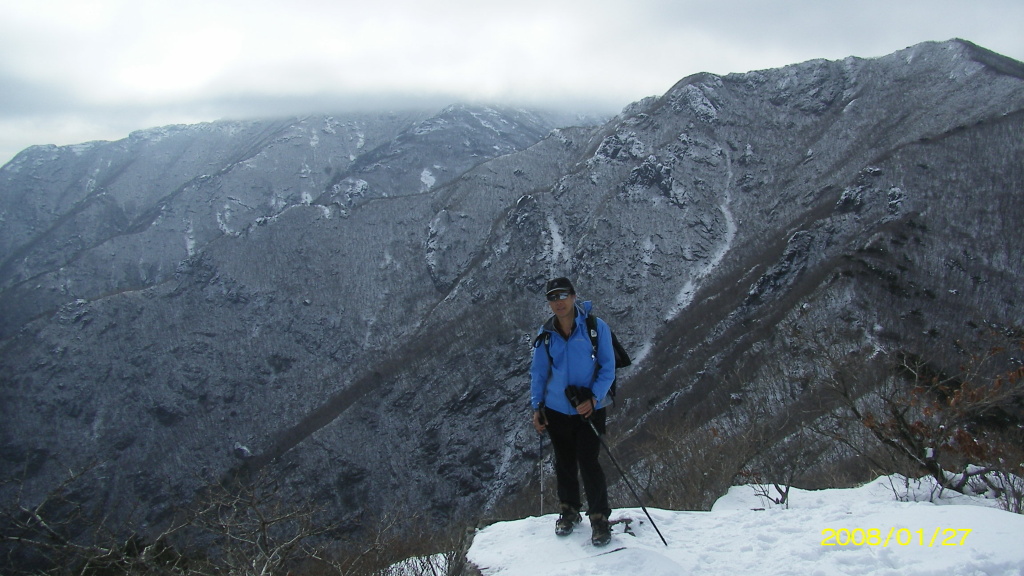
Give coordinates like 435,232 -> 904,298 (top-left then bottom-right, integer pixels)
565,386 -> 596,418
532,409 -> 548,433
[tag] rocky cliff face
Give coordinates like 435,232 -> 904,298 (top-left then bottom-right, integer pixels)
1,39 -> 1022,540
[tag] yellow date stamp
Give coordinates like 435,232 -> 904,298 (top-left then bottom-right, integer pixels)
821,527 -> 972,547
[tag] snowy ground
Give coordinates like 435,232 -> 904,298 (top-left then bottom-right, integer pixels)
466,475 -> 1024,575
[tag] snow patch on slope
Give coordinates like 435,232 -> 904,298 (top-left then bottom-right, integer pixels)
666,188 -> 737,320
546,215 -> 569,269
421,168 -> 436,191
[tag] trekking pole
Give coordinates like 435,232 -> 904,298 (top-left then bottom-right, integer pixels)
584,418 -> 668,546
566,390 -> 667,546
538,432 -> 545,516
536,406 -> 549,517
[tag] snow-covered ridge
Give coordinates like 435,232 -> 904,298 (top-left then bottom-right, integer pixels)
466,474 -> 1024,576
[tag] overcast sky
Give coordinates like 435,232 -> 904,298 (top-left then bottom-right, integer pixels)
1,0 -> 1021,166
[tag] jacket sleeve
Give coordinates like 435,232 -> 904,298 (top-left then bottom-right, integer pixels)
591,319 -> 616,404
529,333 -> 550,410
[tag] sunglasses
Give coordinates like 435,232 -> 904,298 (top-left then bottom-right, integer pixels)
546,291 -> 573,302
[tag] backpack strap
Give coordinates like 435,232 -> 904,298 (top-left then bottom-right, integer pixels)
533,330 -> 552,362
585,314 -> 599,357
585,314 -> 631,400
533,315 -> 557,361
533,318 -> 556,410
585,314 -> 603,388
588,314 -> 631,369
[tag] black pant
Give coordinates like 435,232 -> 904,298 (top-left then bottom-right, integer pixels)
544,407 -> 611,517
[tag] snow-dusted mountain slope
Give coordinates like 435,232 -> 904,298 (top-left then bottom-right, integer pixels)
1,39 -> 1022,550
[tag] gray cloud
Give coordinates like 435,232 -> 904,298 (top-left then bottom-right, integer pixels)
1,0 -> 1021,165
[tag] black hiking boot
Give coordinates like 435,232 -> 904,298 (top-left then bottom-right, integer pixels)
554,504 -> 581,536
590,513 -> 611,547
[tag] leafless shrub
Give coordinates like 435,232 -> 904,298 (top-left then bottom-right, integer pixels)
1,464 -> 470,575
1,461 -> 190,575
629,420 -> 751,511
818,331 -> 1024,512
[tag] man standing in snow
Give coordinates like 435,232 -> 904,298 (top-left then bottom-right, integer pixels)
531,277 -> 615,547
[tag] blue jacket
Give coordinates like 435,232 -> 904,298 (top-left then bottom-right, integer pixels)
530,301 -> 616,415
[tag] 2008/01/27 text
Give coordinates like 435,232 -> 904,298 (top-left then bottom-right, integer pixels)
821,528 -> 972,547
